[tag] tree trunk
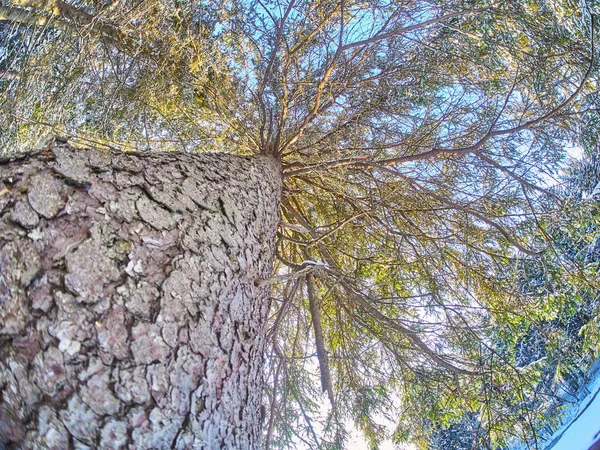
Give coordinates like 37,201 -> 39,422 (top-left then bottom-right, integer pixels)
0,139 -> 281,449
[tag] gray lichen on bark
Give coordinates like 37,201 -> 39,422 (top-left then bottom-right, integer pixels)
0,140 -> 281,449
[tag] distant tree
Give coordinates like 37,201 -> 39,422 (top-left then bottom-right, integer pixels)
0,0 -> 598,448
427,111 -> 600,450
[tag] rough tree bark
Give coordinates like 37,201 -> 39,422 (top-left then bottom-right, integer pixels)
0,138 -> 282,449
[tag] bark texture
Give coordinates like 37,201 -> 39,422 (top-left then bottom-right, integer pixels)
0,139 -> 281,449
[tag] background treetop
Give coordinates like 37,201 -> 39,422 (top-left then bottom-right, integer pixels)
1,0 -> 599,448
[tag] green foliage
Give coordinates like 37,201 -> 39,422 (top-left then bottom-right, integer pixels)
1,0 -> 599,448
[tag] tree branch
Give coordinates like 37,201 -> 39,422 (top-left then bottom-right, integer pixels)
283,34 -> 595,179
339,7 -> 490,51
306,272 -> 335,406
282,198 -> 482,376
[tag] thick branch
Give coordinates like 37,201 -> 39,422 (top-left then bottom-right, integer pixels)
3,0 -> 124,39
0,4 -> 71,30
306,272 -> 335,406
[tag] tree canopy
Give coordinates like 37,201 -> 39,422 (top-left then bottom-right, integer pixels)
1,0 -> 599,448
